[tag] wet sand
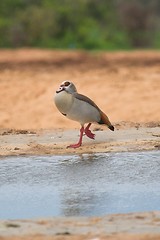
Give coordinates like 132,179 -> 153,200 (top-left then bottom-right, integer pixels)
0,122 -> 160,156
0,211 -> 160,240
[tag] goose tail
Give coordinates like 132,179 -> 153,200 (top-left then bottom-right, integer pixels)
98,111 -> 114,131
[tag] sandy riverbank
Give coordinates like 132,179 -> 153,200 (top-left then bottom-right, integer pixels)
1,211 -> 160,240
0,125 -> 160,240
0,122 -> 159,156
0,49 -> 160,240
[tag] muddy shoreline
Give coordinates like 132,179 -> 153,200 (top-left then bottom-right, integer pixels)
0,122 -> 159,157
0,211 -> 160,240
0,123 -> 160,240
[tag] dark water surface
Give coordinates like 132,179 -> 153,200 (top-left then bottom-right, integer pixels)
0,151 -> 160,219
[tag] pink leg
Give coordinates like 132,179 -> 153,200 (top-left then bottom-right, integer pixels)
84,123 -> 95,139
67,126 -> 84,148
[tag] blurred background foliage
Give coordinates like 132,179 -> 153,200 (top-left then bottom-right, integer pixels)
0,0 -> 160,49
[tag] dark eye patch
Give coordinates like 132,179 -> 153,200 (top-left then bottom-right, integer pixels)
64,81 -> 70,86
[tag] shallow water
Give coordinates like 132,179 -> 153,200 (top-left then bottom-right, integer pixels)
0,151 -> 160,219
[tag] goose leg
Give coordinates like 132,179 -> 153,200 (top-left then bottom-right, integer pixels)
84,123 -> 95,139
67,126 -> 84,148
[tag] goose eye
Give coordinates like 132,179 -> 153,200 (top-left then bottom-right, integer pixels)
64,81 -> 70,86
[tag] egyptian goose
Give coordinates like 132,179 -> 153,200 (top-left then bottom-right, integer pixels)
54,81 -> 114,148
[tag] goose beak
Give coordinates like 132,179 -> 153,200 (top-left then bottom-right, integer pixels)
56,85 -> 65,93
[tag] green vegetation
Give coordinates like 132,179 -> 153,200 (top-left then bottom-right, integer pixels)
0,0 -> 160,49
